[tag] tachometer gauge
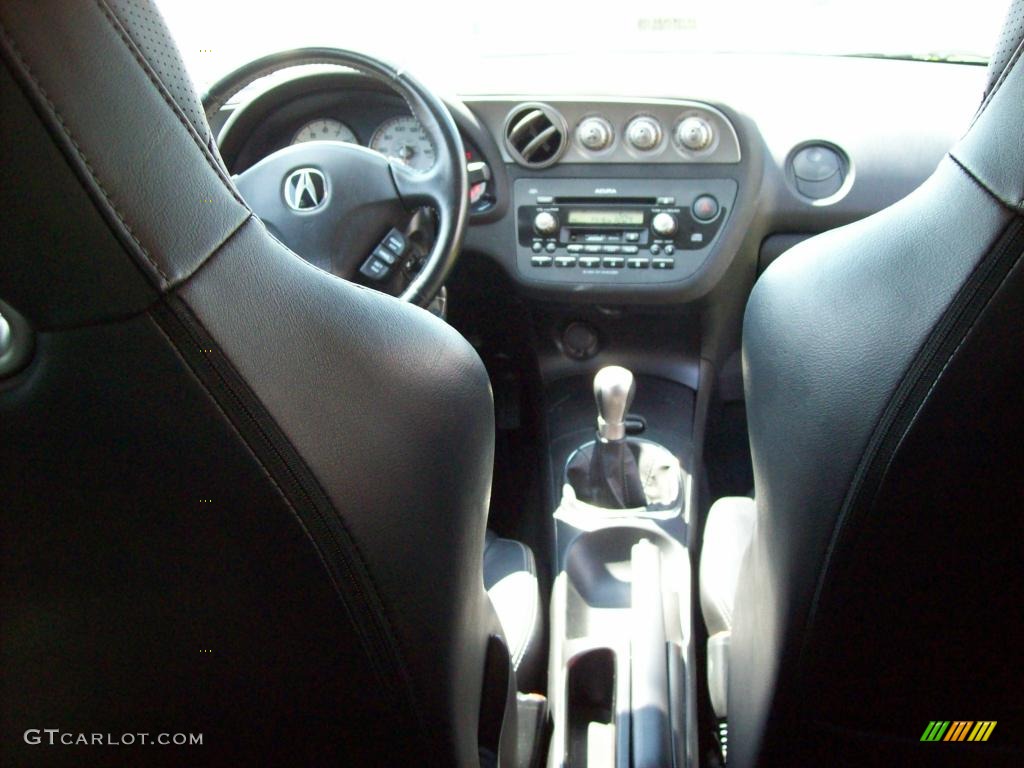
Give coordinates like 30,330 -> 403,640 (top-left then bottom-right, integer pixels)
370,116 -> 436,171
292,119 -> 358,145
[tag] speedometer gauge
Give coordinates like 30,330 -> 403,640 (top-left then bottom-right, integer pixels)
292,119 -> 358,145
370,116 -> 436,171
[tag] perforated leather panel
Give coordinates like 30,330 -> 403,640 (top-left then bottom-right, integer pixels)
105,0 -> 211,144
984,0 -> 1024,99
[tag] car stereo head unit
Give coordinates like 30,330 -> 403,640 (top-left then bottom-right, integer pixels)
514,178 -> 737,285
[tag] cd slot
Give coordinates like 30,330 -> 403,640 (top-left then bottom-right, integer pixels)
554,196 -> 657,205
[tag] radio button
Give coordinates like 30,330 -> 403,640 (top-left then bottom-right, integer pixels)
584,244 -> 602,253
650,243 -> 661,254
536,195 -> 554,204
652,258 -> 676,270
579,255 -> 602,268
652,212 -> 678,237
534,211 -> 559,236
622,245 -> 639,255
567,244 -> 583,253
555,255 -> 578,267
663,244 -> 675,255
531,241 -> 543,253
624,232 -> 641,242
602,245 -> 621,254
531,255 -> 553,267
627,257 -> 650,269
602,256 -> 625,269
584,234 -> 606,243
545,242 -> 558,253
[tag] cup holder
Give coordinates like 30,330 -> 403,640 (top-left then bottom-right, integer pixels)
564,526 -> 688,625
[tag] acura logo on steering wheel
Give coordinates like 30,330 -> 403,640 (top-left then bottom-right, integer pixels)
283,168 -> 328,211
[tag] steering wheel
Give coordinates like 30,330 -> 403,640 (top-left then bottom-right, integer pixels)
203,48 -> 468,308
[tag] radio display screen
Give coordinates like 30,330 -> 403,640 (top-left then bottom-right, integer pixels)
566,209 -> 644,226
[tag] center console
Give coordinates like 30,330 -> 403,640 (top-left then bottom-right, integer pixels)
543,367 -> 697,768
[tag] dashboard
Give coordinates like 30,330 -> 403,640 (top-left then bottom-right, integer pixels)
214,55 -> 988,307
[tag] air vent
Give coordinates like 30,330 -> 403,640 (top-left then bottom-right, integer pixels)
504,103 -> 567,168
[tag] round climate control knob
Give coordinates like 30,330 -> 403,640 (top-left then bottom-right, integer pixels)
576,116 -> 614,151
651,212 -> 678,237
626,116 -> 662,151
533,211 -> 559,236
675,116 -> 714,152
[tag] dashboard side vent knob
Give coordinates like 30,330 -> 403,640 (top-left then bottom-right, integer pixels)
504,103 -> 567,168
790,143 -> 848,200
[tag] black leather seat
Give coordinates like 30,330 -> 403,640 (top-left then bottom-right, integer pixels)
0,1 -> 537,765
700,7 -> 1024,766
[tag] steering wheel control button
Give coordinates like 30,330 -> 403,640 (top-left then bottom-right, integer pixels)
651,212 -> 678,237
531,255 -> 553,267
692,195 -> 720,221
360,256 -> 390,280
652,258 -> 676,269
627,257 -> 650,269
373,247 -> 397,266
384,229 -> 407,255
533,211 -> 559,236
626,116 -> 662,151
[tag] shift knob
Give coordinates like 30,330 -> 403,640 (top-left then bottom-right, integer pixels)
594,366 -> 636,442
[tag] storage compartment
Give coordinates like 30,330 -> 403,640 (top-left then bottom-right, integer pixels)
566,648 -> 618,768
548,524 -> 692,768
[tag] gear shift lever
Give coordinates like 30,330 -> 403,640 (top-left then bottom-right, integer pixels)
594,366 -> 636,442
566,366 -> 647,509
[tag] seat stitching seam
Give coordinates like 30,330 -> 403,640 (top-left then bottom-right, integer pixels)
800,217 -> 1024,671
0,22 -> 170,283
150,291 -> 431,746
871,243 -> 1024,498
949,150 -> 1024,214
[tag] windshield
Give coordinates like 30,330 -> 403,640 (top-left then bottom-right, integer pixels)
159,0 -> 1009,92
